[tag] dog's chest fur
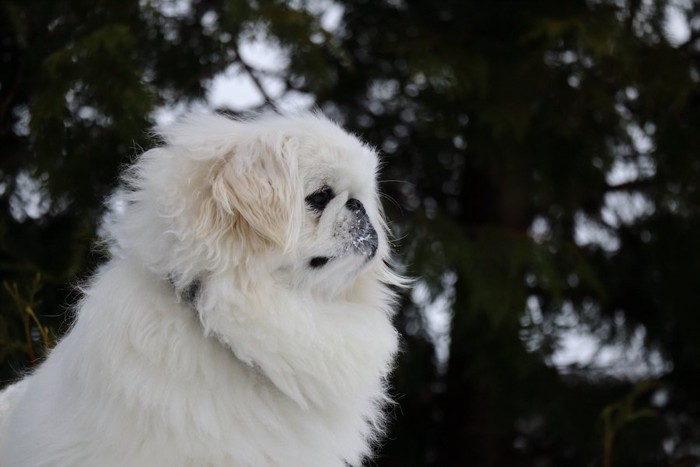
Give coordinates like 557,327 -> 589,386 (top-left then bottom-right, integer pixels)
0,260 -> 397,467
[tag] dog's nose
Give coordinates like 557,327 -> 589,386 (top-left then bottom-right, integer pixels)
346,198 -> 366,215
345,198 -> 378,259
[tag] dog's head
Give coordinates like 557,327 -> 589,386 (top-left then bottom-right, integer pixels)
113,112 -> 399,298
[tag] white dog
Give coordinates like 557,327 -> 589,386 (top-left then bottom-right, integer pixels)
0,113 -> 406,466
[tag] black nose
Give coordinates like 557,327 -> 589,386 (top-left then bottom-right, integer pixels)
346,198 -> 366,215
345,198 -> 378,259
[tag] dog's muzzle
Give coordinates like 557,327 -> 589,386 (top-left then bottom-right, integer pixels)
309,198 -> 379,269
346,198 -> 378,259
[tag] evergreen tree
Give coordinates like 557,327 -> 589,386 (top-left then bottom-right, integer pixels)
2,0 -> 700,465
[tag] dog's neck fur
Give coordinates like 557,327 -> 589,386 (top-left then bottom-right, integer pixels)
167,275 -> 272,382
174,278 -> 202,309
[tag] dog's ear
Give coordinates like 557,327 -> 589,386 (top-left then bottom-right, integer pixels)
210,137 -> 302,252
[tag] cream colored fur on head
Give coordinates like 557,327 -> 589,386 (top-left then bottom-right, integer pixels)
0,113 -> 405,467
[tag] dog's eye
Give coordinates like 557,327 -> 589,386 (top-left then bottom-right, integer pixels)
306,185 -> 335,212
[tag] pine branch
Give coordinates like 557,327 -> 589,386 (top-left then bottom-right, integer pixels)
232,44 -> 279,113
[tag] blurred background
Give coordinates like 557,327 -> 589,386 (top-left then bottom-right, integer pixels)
1,0 -> 700,465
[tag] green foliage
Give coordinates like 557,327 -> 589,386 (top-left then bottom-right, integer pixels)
2,0 -> 700,465
1,275 -> 52,365
600,380 -> 662,467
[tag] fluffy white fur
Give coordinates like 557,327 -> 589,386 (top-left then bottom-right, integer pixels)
0,113 -> 405,467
